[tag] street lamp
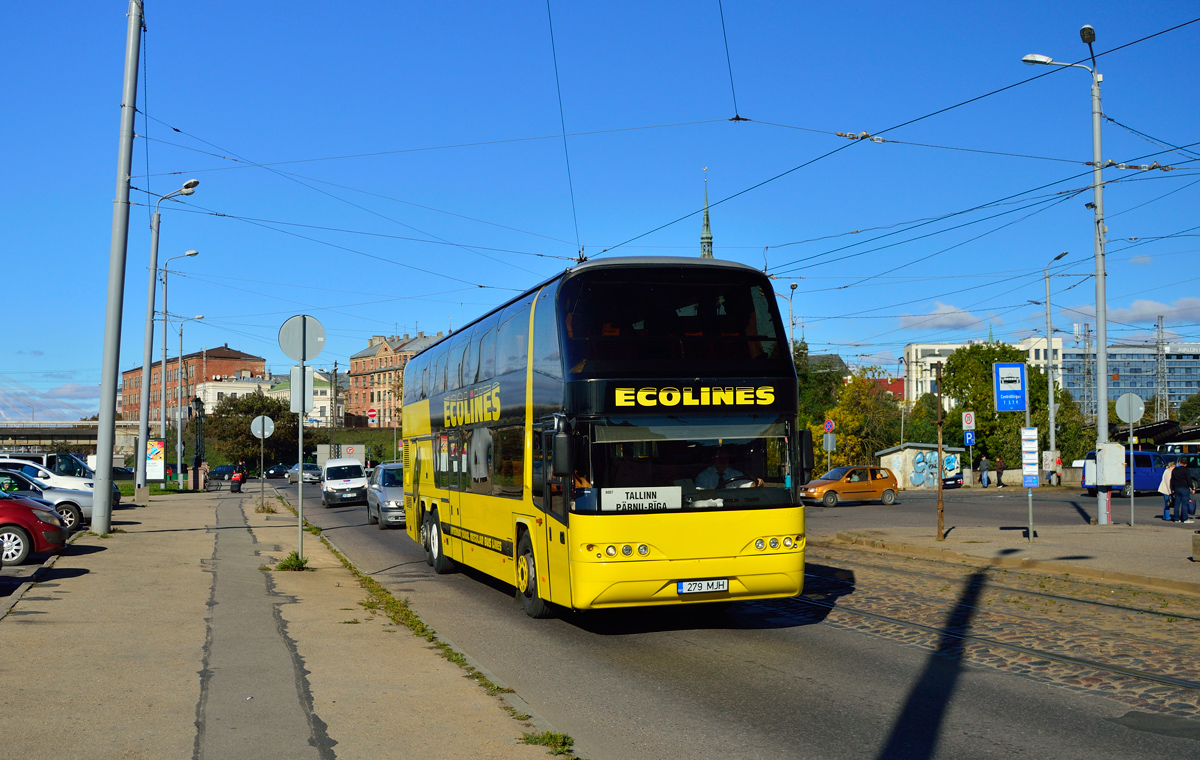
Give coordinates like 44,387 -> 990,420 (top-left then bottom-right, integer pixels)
177,314 -> 204,489
1023,24 -> 1110,522
160,249 -> 199,449
135,180 -> 198,492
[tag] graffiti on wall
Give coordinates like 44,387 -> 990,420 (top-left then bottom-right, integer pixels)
910,451 -> 959,488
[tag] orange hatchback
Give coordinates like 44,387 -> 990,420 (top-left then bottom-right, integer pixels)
798,466 -> 898,507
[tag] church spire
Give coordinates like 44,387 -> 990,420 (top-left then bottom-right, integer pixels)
700,168 -> 713,258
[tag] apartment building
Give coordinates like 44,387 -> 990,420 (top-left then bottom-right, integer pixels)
120,345 -> 267,425
347,332 -> 444,426
902,337 -> 1063,409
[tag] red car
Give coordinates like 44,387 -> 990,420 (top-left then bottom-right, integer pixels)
0,491 -> 68,565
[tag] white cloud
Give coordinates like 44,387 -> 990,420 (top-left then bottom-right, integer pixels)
899,302 -> 989,330
1108,297 -> 1200,324
48,382 -> 102,400
1129,256 -> 1152,266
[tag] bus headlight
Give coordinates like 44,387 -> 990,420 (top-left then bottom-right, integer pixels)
606,546 -> 617,557
755,539 -> 765,550
637,544 -> 649,556
621,545 -> 632,556
783,536 -> 794,548
769,538 -> 779,549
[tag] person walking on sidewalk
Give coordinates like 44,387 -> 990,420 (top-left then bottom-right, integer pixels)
1170,460 -> 1195,523
979,455 -> 990,488
1159,462 -> 1177,522
995,457 -> 1006,488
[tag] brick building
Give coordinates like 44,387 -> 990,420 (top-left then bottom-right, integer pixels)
120,344 -> 267,425
347,332 -> 443,427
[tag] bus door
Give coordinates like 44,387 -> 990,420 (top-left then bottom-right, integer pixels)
536,424 -> 572,606
442,432 -> 464,562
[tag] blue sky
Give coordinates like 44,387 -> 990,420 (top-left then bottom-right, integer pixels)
2,1 -> 1197,419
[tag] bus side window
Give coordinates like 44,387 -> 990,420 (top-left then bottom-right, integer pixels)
466,428 -> 492,495
491,426 -> 524,498
533,288 -> 563,380
498,300 -> 532,377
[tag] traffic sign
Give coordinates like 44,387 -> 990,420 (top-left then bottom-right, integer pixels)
993,363 -> 1028,412
250,415 -> 275,439
367,408 -> 377,420
822,433 -> 836,452
964,431 -> 975,446
823,419 -> 835,433
1115,393 -> 1144,424
346,446 -> 355,454
962,411 -> 976,431
278,315 -> 326,362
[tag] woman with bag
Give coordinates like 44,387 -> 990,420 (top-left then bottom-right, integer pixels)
1169,461 -> 1194,523
1159,462 -> 1176,522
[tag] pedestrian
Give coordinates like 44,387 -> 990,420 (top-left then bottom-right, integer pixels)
979,455 -> 990,488
1170,460 -> 1195,524
995,457 -> 1006,488
1159,461 -> 1176,522
1055,456 -> 1063,486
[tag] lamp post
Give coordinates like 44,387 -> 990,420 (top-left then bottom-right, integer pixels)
135,180 -> 198,494
160,250 -> 199,452
1023,24 -> 1110,522
178,315 -> 204,489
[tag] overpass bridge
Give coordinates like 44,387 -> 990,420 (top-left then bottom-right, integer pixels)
0,421 -> 142,455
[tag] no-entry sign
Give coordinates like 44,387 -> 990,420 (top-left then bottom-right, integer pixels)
367,408 -> 377,420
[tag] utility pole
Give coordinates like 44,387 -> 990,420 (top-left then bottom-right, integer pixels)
936,362 -> 945,540
1044,251 -> 1067,457
1082,324 -> 1095,426
331,361 -> 338,459
1155,316 -> 1168,421
93,0 -> 144,535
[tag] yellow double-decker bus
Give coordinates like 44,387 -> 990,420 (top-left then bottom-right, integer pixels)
401,257 -> 813,617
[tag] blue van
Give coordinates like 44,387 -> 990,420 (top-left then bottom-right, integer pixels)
1082,450 -> 1169,497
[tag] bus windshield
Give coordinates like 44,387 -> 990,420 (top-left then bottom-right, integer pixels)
559,267 -> 789,378
580,415 -> 793,510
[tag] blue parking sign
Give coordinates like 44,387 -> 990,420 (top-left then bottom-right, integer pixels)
964,431 -> 975,446
992,362 -> 1028,413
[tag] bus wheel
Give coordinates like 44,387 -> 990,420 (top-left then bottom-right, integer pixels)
421,511 -> 434,567
516,533 -> 552,619
428,511 -> 455,575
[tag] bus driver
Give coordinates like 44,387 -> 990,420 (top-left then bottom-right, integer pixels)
695,447 -> 762,489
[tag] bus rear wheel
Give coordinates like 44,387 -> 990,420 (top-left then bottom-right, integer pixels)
516,533 -> 552,619
421,510 -> 434,566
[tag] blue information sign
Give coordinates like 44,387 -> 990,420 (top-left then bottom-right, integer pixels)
992,362 -> 1028,413
964,431 -> 975,446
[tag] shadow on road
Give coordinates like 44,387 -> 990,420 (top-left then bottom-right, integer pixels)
1068,500 -> 1092,524
876,568 -> 988,760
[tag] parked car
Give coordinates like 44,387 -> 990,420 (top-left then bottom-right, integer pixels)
1081,450 -> 1170,497
287,463 -> 321,485
0,491 -> 67,565
210,465 -> 236,481
321,458 -> 368,507
0,451 -> 93,478
112,466 -> 135,481
943,471 -> 964,489
265,463 -> 290,479
0,469 -> 92,531
0,458 -> 120,505
798,466 -> 899,507
366,463 -> 405,529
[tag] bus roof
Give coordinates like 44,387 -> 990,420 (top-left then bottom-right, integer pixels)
410,257 -> 774,359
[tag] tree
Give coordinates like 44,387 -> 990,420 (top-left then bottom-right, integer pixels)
203,392 -> 300,467
1180,392 -> 1200,425
793,339 -> 843,429
807,367 -> 900,468
942,342 -> 1089,467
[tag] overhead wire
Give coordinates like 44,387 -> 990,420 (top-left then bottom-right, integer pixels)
716,0 -> 744,120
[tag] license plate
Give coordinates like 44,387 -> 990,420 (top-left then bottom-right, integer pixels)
677,579 -> 728,594
342,492 -> 355,498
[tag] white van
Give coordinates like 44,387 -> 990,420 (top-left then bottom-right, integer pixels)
320,457 -> 368,507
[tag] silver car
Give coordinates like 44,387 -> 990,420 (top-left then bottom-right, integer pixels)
366,463 -> 405,529
0,468 -> 92,531
287,463 -> 321,484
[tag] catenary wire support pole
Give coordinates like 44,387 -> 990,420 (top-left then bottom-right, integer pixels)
298,319 -> 306,562
1022,25 -> 1109,525
93,0 -> 144,535
135,180 -> 198,495
936,362 -> 944,540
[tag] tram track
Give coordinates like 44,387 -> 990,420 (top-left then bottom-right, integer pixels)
790,592 -> 1200,692
808,546 -> 1200,623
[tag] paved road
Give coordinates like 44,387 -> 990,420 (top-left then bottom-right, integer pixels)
280,482 -> 1197,759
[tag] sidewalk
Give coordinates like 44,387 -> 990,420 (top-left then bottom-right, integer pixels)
0,488 -> 550,760
820,519 -> 1200,596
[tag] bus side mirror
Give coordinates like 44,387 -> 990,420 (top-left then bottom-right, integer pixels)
552,431 -> 571,477
798,429 -> 814,485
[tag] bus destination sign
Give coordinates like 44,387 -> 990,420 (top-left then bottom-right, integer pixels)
601,486 -> 682,512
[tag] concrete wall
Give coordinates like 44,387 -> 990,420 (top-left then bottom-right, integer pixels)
881,447 -> 964,490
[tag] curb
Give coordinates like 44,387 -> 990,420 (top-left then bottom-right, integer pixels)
826,531 -> 1200,597
275,484 -> 583,756
0,528 -> 89,622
